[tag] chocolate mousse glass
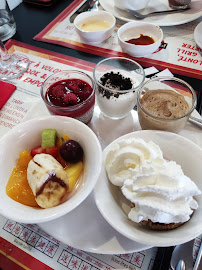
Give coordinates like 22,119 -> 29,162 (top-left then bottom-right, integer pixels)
137,77 -> 197,133
93,57 -> 145,119
41,70 -> 95,124
168,0 -> 191,9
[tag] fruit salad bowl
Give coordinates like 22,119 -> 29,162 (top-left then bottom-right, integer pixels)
0,116 -> 102,224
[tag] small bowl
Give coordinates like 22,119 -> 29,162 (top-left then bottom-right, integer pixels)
114,0 -> 151,11
137,77 -> 197,133
74,11 -> 116,44
118,21 -> 163,58
41,70 -> 95,124
93,57 -> 145,119
0,116 -> 102,224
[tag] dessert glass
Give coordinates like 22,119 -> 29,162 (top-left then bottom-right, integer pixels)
41,70 -> 95,124
93,57 -> 145,119
137,77 -> 197,133
168,0 -> 191,9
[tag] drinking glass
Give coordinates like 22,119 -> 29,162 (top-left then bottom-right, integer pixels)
137,77 -> 196,133
93,57 -> 145,119
0,0 -> 16,41
0,1 -> 30,81
0,40 -> 30,81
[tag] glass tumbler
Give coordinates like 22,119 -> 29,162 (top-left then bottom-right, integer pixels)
168,0 -> 191,9
41,70 -> 95,124
0,0 -> 16,41
137,77 -> 197,133
93,57 -> 145,120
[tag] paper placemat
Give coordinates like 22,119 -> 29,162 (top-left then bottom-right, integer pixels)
34,0 -> 202,79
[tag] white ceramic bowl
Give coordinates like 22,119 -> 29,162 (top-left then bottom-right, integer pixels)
74,11 -> 116,44
0,116 -> 102,224
94,130 -> 202,247
118,21 -> 163,58
114,0 -> 151,11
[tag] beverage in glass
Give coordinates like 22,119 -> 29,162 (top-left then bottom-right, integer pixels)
0,0 -> 16,41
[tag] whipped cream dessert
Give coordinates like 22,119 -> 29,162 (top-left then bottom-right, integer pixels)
105,138 -> 165,186
96,70 -> 142,119
105,138 -> 201,227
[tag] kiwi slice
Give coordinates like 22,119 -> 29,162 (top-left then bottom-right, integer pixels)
41,129 -> 57,149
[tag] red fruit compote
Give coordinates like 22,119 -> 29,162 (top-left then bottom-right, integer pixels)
41,71 -> 95,124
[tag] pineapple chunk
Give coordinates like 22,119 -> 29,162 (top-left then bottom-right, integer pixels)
65,161 -> 83,192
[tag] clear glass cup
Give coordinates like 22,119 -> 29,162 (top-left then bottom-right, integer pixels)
41,70 -> 95,124
93,57 -> 145,119
0,1 -> 30,81
0,40 -> 30,81
168,0 -> 191,9
137,77 -> 197,133
0,0 -> 16,41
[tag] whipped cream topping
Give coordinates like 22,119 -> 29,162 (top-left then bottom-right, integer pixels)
105,138 -> 165,186
105,138 -> 201,224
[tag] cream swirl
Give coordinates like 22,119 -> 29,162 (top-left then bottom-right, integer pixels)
122,161 -> 201,224
105,138 -> 165,186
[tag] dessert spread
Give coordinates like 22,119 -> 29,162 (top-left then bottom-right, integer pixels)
140,89 -> 189,119
6,129 -> 84,208
105,138 -> 201,230
97,71 -> 140,118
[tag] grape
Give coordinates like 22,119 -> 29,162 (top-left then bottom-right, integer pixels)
60,140 -> 83,163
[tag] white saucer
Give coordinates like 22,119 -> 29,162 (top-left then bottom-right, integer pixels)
100,0 -> 202,26
194,21 -> 202,50
39,192 -> 151,254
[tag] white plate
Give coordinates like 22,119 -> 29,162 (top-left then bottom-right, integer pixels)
94,130 -> 202,247
31,102 -> 150,254
39,192 -> 150,254
26,101 -> 201,252
100,0 -> 202,26
194,21 -> 202,50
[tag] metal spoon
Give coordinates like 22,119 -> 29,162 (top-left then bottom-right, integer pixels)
128,7 -> 190,19
176,260 -> 186,270
170,239 -> 194,270
189,116 -> 202,129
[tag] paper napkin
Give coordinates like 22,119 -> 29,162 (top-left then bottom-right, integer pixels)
0,81 -> 16,109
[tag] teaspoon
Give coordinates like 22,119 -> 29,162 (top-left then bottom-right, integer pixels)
128,7 -> 190,19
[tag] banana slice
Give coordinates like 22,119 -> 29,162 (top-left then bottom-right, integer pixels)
27,154 -> 69,208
